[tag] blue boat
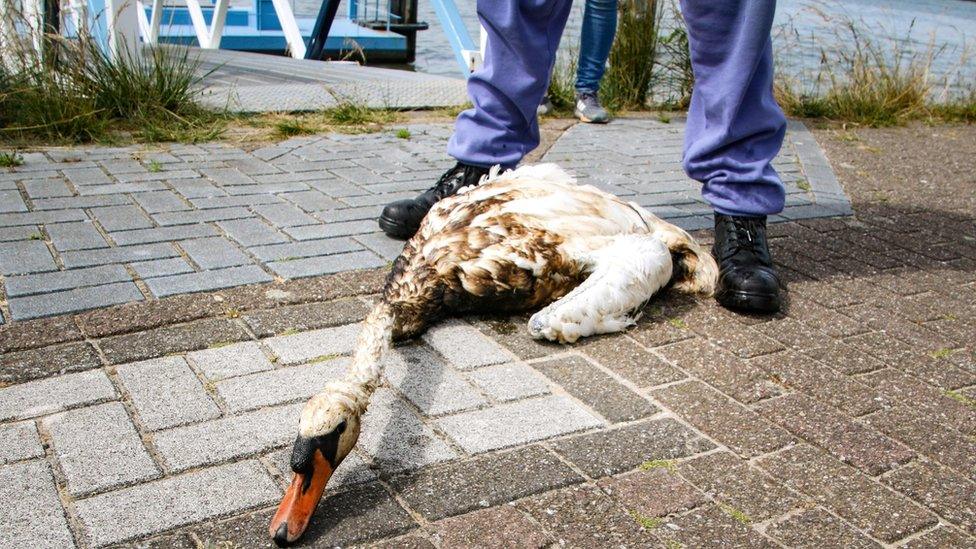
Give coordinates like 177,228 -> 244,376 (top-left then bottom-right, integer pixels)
146,0 -> 426,62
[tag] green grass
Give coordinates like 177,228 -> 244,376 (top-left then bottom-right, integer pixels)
27,232 -> 43,240
628,510 -> 662,529
0,13 -> 223,144
668,318 -> 688,329
0,151 -> 23,167
323,93 -> 396,127
396,128 -> 411,139
796,179 -> 812,191
639,459 -> 677,472
930,348 -> 954,360
601,0 -> 661,110
273,119 -> 315,138
147,159 -> 162,172
718,503 -> 751,525
945,390 -> 976,410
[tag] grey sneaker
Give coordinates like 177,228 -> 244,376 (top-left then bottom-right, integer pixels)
537,95 -> 554,116
574,92 -> 610,124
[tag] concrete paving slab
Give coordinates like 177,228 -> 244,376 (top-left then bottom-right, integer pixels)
0,461 -> 76,549
115,356 -> 221,431
74,460 -> 279,547
43,402 -> 160,496
0,421 -> 45,464
0,369 -> 116,421
436,394 -> 604,454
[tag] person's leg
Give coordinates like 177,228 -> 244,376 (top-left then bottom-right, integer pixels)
679,0 -> 786,313
448,0 -> 574,169
572,0 -> 616,123
379,0 -> 573,239
680,0 -> 785,217
575,0 -> 617,95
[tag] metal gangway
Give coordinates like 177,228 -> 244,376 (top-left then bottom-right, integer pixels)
2,0 -> 485,76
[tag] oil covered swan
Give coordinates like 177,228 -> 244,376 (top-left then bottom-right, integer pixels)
269,164 -> 718,545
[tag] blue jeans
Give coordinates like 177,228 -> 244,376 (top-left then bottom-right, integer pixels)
448,0 -> 786,216
575,0 -> 618,94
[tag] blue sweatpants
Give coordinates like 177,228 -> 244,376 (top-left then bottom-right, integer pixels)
447,0 -> 787,217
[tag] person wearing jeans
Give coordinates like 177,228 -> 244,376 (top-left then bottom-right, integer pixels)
379,0 -> 787,313
539,0 -> 617,123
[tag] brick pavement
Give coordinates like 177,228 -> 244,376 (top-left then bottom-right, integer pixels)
0,118 -> 845,322
0,123 -> 974,548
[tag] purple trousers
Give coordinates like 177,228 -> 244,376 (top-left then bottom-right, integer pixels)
447,0 -> 787,217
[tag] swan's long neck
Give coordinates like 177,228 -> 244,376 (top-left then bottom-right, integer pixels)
337,302 -> 395,414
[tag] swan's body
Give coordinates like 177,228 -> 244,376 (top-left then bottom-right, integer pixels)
270,164 -> 718,545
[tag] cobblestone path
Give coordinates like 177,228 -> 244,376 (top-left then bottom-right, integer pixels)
0,118 -> 846,322
0,124 -> 973,548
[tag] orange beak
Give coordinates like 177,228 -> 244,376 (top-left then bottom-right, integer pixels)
269,449 -> 334,546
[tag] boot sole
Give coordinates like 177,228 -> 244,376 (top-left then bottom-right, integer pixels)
716,289 -> 781,313
378,215 -> 417,240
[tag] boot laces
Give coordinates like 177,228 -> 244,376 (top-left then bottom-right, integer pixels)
430,163 -> 471,199
722,217 -> 766,261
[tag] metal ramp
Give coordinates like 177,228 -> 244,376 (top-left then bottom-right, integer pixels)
191,47 -> 469,111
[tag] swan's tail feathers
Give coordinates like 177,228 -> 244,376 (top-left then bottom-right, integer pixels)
657,224 -> 719,296
529,233 -> 673,343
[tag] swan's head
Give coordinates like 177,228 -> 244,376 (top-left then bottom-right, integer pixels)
269,382 -> 364,546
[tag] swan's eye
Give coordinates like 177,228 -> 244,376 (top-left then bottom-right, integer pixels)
337,421 -> 347,434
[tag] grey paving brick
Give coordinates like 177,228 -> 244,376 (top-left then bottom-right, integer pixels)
0,240 -> 57,275
8,281 -> 144,319
143,264 -> 272,297
264,323 -> 359,364
128,257 -> 193,278
267,249 -> 385,278
179,236 -> 252,269
0,209 -> 87,226
249,237 -> 361,261
437,395 -> 604,454
284,219 -> 377,240
189,194 -> 281,209
533,355 -> 657,423
0,189 -> 28,212
5,264 -> 131,297
199,167 -> 254,186
169,178 -> 226,198
358,389 -> 458,472
0,369 -> 116,421
467,362 -> 551,402
153,206 -> 251,226
115,168 -> 198,182
0,422 -> 44,464
43,402 -> 159,496
281,190 -> 342,212
355,232 -> 406,261
61,243 -> 178,268
22,179 -> 71,199
384,345 -> 487,416
153,402 -> 302,471
186,341 -> 275,381
217,218 -> 288,246
422,319 -> 513,370
64,166 -> 111,186
0,461 -> 76,549
31,194 -> 131,210
77,182 -> 168,195
215,357 -> 347,412
115,356 -> 220,431
111,223 -> 218,245
75,460 -> 280,548
0,225 -> 41,242
90,205 -> 154,231
46,221 -> 108,251
132,190 -> 190,213
252,202 -> 318,227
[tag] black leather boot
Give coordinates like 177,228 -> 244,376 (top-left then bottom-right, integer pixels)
378,162 -> 490,239
712,213 -> 782,313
